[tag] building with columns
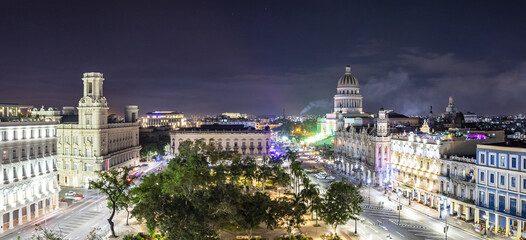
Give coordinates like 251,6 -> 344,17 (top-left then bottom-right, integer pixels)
170,124 -> 271,158
318,65 -> 373,137
56,72 -> 141,188
391,129 -> 503,223
475,143 -> 526,238
0,122 -> 60,233
334,109 -> 391,186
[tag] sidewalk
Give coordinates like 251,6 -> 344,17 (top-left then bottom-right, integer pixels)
395,193 -> 508,240
325,164 -> 510,240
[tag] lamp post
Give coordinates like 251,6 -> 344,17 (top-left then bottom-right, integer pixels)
483,214 -> 489,236
439,198 -> 443,219
397,191 -> 402,224
443,201 -> 448,240
368,178 -> 372,206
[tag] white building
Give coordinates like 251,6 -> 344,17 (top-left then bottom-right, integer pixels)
319,65 -> 373,137
141,111 -> 186,129
334,109 -> 391,186
57,72 -> 141,188
170,124 -> 271,158
391,129 -> 503,221
475,143 -> 526,238
0,122 -> 60,233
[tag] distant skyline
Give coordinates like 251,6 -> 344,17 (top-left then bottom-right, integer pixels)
1,1 -> 526,116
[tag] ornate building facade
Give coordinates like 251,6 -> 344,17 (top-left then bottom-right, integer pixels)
390,130 -> 504,221
0,122 -> 60,233
334,109 -> 391,185
57,73 -> 141,188
170,124 -> 271,158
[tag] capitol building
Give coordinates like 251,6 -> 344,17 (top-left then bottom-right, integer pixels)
318,65 -> 373,137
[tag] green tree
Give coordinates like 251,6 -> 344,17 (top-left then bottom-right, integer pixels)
90,167 -> 135,238
27,225 -> 101,240
116,188 -> 134,225
276,194 -> 307,237
319,181 -> 363,235
235,192 -> 273,239
290,160 -> 305,194
300,177 -> 320,220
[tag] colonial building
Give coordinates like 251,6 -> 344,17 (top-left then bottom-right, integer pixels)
141,111 -> 186,129
475,143 -> 526,238
0,122 -> 60,233
170,124 -> 271,158
334,109 -> 391,186
391,129 -> 503,222
56,72 -> 141,188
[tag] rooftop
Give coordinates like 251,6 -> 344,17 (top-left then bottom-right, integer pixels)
174,124 -> 269,133
482,141 -> 526,149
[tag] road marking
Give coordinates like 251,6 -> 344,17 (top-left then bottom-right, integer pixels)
366,225 -> 379,233
396,231 -> 404,237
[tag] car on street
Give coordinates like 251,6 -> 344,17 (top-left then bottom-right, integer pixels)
65,191 -> 77,196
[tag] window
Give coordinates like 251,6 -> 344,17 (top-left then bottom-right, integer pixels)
490,155 -> 495,165
501,175 -> 505,186
1,131 -> 6,141
499,155 -> 506,168
499,195 -> 506,212
523,179 -> 526,189
73,163 -> 78,170
490,174 -> 495,183
65,161 -> 70,170
2,150 -> 7,161
479,191 -> 485,206
480,172 -> 485,181
512,177 -> 516,188
489,193 -> 495,209
512,157 -> 518,169
522,201 -> 526,218
480,153 -> 486,164
85,163 -> 93,172
510,198 -> 517,216
523,157 -> 526,170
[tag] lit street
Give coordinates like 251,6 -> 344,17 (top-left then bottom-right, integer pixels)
1,160 -> 166,240
297,151 -> 484,240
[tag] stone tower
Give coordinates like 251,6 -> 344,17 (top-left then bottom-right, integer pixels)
78,72 -> 109,127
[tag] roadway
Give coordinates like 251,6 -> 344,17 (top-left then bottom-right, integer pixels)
1,159 -> 167,240
296,150 -> 483,240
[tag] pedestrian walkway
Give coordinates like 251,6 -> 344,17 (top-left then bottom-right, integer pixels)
326,164 -> 510,240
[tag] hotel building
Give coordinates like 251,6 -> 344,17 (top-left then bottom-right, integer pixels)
475,143 -> 526,238
0,122 -> 60,233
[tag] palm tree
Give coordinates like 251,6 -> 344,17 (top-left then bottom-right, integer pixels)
290,160 -> 305,194
300,177 -> 320,220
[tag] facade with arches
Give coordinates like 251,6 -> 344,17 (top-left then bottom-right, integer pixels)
334,109 -> 391,186
170,124 -> 271,158
0,122 -> 60,233
391,130 -> 503,222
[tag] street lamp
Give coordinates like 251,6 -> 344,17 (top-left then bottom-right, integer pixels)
444,207 -> 448,240
368,178 -> 372,206
439,198 -> 443,218
397,191 -> 402,224
483,214 -> 489,236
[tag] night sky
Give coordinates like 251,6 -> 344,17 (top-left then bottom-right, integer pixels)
1,1 -> 526,116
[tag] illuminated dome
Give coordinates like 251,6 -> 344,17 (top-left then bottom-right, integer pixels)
337,65 -> 359,87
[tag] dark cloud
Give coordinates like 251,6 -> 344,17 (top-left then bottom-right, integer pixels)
1,1 -> 526,116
